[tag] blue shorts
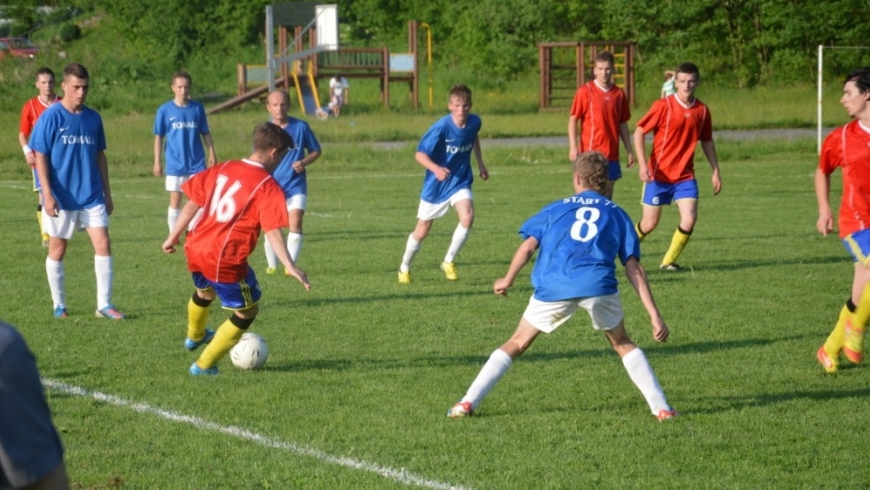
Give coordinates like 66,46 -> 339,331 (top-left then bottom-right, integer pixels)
608,161 -> 622,181
192,267 -> 261,311
641,179 -> 698,206
843,228 -> 870,265
32,167 -> 42,192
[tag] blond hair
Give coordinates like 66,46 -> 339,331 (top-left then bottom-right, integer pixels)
573,151 -> 609,194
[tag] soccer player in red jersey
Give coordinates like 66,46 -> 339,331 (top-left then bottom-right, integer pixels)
162,122 -> 310,376
633,62 -> 722,271
815,67 -> 870,373
19,67 -> 60,247
567,51 -> 635,199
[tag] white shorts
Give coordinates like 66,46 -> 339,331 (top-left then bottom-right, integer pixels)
286,194 -> 307,211
416,189 -> 473,220
166,175 -> 193,192
522,293 -> 623,333
43,204 -> 108,239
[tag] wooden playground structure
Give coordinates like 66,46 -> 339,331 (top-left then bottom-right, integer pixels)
209,2 -> 421,115
538,41 -> 636,110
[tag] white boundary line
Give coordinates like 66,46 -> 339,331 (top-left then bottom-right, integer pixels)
42,379 -> 471,490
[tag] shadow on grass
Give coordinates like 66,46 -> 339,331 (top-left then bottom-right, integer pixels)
696,383 -> 870,414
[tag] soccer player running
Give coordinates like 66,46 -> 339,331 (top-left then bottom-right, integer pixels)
30,63 -> 126,320
262,89 -> 322,274
153,71 -> 217,233
567,51 -> 635,199
397,84 -> 489,284
19,66 -> 61,247
446,151 -> 676,421
815,67 -> 870,373
162,122 -> 310,376
633,62 -> 722,271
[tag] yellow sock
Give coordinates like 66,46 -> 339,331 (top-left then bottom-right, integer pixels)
187,296 -> 210,342
823,305 -> 850,358
853,283 -> 870,328
196,319 -> 244,369
635,222 -> 647,242
662,227 -> 691,266
37,210 -> 48,241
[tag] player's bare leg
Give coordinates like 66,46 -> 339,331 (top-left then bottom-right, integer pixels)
636,204 -> 663,241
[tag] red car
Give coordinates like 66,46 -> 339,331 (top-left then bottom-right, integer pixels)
0,37 -> 38,59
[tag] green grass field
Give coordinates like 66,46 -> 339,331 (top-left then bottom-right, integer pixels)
2,129 -> 870,488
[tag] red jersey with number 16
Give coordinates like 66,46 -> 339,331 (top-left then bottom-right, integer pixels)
182,159 -> 289,283
819,120 -> 870,239
636,95 -> 713,184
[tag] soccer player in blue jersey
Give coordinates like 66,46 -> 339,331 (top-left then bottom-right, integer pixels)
446,151 -> 677,421
153,71 -> 217,232
30,63 -> 126,320
262,89 -> 322,274
398,84 -> 489,283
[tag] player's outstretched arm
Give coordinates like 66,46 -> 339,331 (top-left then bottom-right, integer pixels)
473,137 -> 488,180
700,140 -> 721,195
162,200 -> 200,253
415,151 -> 449,181
633,127 -> 651,182
814,168 -> 834,236
264,228 -> 311,291
623,257 -> 669,342
494,236 -> 539,296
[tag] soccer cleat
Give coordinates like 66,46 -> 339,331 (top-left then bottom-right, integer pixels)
660,263 -> 681,271
95,304 -> 127,320
53,306 -> 68,319
265,267 -> 277,275
843,318 -> 865,364
446,401 -> 473,418
441,261 -> 458,281
656,409 -> 679,421
398,270 -> 411,284
816,346 -> 838,374
184,328 -> 216,351
189,362 -> 219,376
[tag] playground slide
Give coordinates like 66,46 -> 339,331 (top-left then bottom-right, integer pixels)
292,72 -> 321,115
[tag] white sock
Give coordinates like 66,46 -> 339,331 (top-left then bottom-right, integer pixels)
168,207 -> 180,233
461,349 -> 513,410
45,257 -> 65,308
444,225 -> 470,263
264,239 -> 278,268
95,255 -> 113,310
400,234 -> 421,272
287,232 -> 303,263
622,348 -> 670,414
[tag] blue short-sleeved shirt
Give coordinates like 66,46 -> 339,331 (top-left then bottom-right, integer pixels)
154,100 -> 211,176
417,114 -> 482,203
270,118 -> 321,197
29,103 -> 107,210
519,190 -> 640,301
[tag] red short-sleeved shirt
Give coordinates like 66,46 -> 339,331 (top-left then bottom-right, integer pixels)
19,96 -> 60,139
569,81 -> 631,161
819,121 -> 870,238
183,159 -> 289,283
636,95 -> 713,184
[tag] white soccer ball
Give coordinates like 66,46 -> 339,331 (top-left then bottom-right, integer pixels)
230,333 -> 269,370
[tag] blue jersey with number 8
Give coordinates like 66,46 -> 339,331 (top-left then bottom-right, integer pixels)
519,190 -> 640,301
